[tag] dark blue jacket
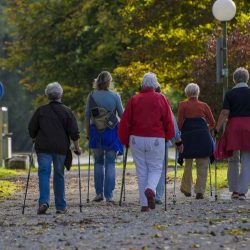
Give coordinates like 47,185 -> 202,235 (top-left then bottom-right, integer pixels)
180,118 -> 214,159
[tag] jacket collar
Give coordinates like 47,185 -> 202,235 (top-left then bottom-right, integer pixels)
50,100 -> 62,104
140,88 -> 155,93
188,96 -> 198,101
233,82 -> 249,89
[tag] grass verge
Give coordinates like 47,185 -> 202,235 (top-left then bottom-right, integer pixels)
168,162 -> 228,190
0,167 -> 23,178
0,180 -> 18,198
0,167 -> 29,198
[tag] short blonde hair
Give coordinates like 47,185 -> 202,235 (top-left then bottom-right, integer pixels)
93,71 -> 112,90
184,83 -> 200,98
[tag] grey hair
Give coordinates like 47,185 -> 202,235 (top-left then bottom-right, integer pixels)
185,83 -> 200,98
233,67 -> 249,84
141,72 -> 158,89
93,71 -> 112,90
45,82 -> 63,100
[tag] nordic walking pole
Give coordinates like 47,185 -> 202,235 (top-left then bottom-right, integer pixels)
87,148 -> 91,203
173,147 -> 178,205
213,136 -> 218,201
22,143 -> 34,215
214,159 -> 218,201
208,163 -> 213,197
76,153 -> 82,212
119,146 -> 128,206
123,150 -> 126,202
164,142 -> 168,211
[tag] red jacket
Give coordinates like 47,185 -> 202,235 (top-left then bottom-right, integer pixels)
215,117 -> 250,160
118,88 -> 175,145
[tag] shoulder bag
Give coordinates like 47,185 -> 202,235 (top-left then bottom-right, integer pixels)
89,92 -> 118,131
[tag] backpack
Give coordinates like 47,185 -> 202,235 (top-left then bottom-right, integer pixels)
89,92 -> 118,131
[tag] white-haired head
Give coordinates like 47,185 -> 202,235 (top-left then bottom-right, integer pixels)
233,67 -> 249,84
45,82 -> 63,101
185,83 -> 200,98
141,72 -> 158,89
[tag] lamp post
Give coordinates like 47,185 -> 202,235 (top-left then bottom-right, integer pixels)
212,0 -> 236,99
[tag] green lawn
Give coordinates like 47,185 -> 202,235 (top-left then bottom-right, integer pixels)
0,167 -> 29,198
0,180 -> 18,198
72,160 -> 228,191
0,160 -> 229,198
70,161 -> 136,170
168,162 -> 228,190
0,167 -> 25,178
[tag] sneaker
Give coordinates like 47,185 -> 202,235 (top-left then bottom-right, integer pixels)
37,204 -> 48,215
238,193 -> 246,200
195,193 -> 204,199
56,208 -> 68,214
231,192 -> 239,199
141,206 -> 150,212
155,200 -> 163,205
144,188 -> 156,209
180,188 -> 191,197
92,194 -> 104,202
106,198 -> 115,204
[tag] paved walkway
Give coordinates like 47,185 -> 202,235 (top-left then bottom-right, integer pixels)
0,170 -> 250,250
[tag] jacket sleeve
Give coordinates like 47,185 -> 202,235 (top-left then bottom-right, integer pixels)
177,102 -> 185,130
204,103 -> 216,129
161,96 -> 175,140
28,108 -> 40,139
115,93 -> 124,119
169,112 -> 181,143
68,111 -> 80,141
118,98 -> 133,146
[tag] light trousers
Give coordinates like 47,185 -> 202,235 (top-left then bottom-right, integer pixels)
130,135 -> 165,206
180,158 -> 209,194
228,150 -> 250,194
156,145 -> 168,201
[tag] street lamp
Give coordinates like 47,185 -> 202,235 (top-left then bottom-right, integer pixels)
212,0 -> 236,99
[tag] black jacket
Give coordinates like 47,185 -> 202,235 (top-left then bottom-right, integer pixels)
28,101 -> 80,155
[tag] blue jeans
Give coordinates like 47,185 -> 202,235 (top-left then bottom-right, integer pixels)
156,148 -> 168,201
37,153 -> 66,210
93,148 -> 116,199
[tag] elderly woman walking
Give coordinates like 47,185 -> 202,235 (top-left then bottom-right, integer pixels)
84,71 -> 123,203
28,82 -> 81,214
178,83 -> 215,199
215,67 -> 250,200
154,85 -> 183,204
118,73 -> 175,212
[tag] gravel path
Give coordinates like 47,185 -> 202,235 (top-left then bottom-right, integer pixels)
0,169 -> 250,250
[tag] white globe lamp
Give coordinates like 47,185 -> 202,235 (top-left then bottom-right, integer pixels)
212,0 -> 236,21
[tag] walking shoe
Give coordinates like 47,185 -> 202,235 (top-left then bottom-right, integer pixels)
141,206 -> 150,212
37,204 -> 48,215
180,188 -> 191,197
231,192 -> 239,199
195,193 -> 204,199
238,193 -> 246,200
92,194 -> 104,202
106,198 -> 115,204
56,208 -> 68,214
155,200 -> 163,205
144,188 -> 156,209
